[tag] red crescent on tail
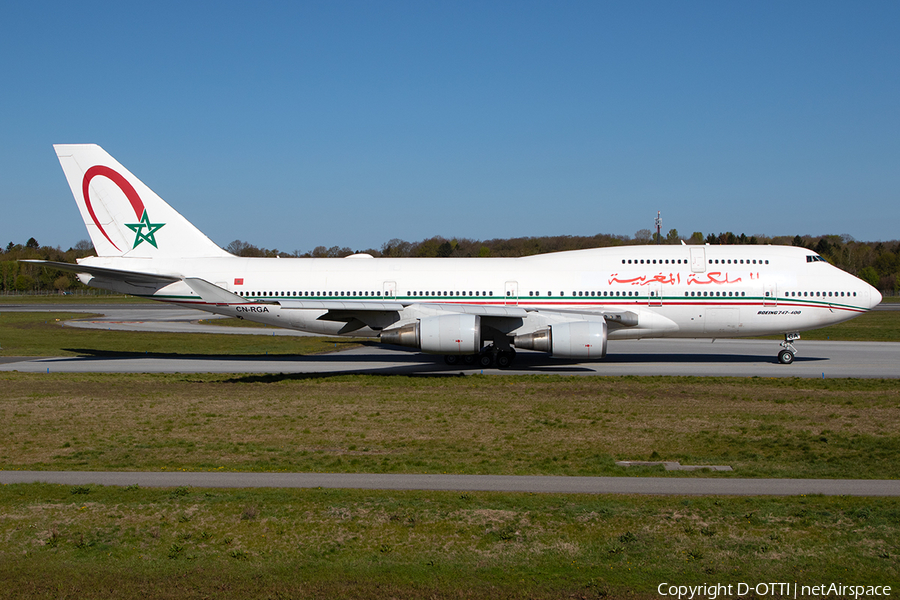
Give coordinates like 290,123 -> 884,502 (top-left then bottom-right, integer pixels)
82,166 -> 146,252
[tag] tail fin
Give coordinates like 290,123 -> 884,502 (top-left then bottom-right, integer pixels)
54,144 -> 231,259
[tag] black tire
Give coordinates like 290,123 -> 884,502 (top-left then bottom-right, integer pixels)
478,353 -> 494,368
444,355 -> 460,366
496,351 -> 513,369
778,349 -> 794,365
462,354 -> 477,365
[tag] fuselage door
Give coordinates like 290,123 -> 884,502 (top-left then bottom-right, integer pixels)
763,281 -> 777,307
690,247 -> 706,273
383,281 -> 396,299
505,281 -> 518,305
648,281 -> 662,307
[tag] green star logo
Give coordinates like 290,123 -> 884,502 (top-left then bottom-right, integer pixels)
125,210 -> 166,249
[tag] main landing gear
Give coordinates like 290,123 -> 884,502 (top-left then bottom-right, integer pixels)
778,332 -> 800,365
443,345 -> 516,369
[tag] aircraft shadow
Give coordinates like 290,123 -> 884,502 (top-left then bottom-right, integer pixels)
598,353 -> 828,364
57,345 -> 826,372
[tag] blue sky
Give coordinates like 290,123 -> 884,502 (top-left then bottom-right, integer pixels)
1,1 -> 898,253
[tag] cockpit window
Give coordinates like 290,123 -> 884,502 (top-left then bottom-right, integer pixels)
806,255 -> 826,263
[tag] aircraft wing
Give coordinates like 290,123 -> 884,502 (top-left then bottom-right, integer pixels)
525,306 -> 640,327
276,299 -> 411,311
277,301 -> 532,333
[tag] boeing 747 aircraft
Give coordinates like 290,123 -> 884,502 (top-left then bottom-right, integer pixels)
28,144 -> 882,368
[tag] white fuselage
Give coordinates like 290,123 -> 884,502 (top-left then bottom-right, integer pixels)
79,243 -> 881,341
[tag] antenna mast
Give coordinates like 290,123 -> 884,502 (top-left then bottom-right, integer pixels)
655,211 -> 662,245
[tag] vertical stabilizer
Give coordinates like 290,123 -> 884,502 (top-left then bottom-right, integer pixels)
54,144 -> 231,259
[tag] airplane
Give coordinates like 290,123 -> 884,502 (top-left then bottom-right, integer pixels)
27,144 -> 882,368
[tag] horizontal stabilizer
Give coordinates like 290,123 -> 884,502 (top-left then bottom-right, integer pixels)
22,260 -> 180,285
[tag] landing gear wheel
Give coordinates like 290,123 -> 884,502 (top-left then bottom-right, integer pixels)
778,349 -> 794,365
779,333 -> 799,365
478,353 -> 494,368
496,350 -> 514,369
443,355 -> 460,366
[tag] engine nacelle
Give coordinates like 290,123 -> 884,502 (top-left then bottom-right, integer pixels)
514,320 -> 607,359
380,314 -> 481,355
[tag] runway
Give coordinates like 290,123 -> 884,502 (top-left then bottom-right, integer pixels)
1,302 -> 898,377
3,470 -> 900,496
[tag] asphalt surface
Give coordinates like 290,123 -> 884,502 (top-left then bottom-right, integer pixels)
1,339 -> 898,377
1,302 -> 898,377
3,471 -> 900,496
874,302 -> 900,311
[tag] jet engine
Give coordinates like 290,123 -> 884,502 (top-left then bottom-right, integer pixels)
380,314 -> 482,355
514,320 -> 607,359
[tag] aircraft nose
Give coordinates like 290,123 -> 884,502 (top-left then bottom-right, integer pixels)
870,286 -> 883,309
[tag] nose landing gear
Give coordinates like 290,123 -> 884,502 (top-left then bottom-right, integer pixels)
778,332 -> 800,364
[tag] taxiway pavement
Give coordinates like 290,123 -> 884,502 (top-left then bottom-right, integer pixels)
3,471 -> 900,496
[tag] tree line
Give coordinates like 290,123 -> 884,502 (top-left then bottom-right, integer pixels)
1,239 -> 94,294
4,230 -> 899,294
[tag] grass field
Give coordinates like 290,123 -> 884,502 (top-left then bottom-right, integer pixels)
0,484 -> 897,599
1,373 -> 898,479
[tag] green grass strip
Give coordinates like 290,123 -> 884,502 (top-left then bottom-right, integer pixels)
1,373 -> 898,479
1,483 -> 897,599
